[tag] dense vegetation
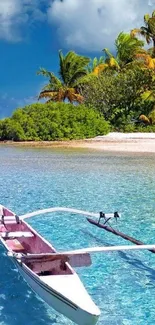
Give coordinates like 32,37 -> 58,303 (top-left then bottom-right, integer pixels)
81,67 -> 155,129
0,103 -> 110,141
1,10 -> 155,141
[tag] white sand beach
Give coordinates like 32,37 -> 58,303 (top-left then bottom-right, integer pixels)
82,133 -> 155,153
1,133 -> 155,153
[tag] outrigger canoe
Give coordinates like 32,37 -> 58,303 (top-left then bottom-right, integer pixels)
0,205 -> 155,325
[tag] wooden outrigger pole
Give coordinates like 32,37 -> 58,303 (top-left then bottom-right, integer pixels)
20,207 -> 155,255
87,214 -> 155,254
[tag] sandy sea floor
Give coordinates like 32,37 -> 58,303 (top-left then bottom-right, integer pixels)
1,133 -> 155,153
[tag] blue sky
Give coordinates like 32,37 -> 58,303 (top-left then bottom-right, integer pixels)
0,0 -> 155,118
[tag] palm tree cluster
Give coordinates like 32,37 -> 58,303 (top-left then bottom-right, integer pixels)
130,10 -> 155,70
37,10 -> 155,126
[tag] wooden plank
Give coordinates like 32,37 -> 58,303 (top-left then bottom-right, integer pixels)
21,254 -> 68,264
20,252 -> 92,267
87,217 -> 155,254
6,239 -> 25,252
0,231 -> 34,238
21,252 -> 87,261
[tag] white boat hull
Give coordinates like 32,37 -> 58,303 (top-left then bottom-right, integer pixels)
12,258 -> 100,325
0,205 -> 100,325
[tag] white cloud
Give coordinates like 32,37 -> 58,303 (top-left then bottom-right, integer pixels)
0,0 -> 20,40
1,0 -> 155,49
0,0 -> 47,41
48,0 -> 155,51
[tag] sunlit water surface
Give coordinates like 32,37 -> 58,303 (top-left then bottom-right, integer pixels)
0,146 -> 155,325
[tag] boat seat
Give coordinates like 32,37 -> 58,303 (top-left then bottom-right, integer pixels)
0,231 -> 34,238
0,215 -> 20,225
5,239 -> 25,252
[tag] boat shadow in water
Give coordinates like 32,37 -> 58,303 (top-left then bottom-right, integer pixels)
82,229 -> 155,284
0,246 -> 69,325
118,251 -> 155,284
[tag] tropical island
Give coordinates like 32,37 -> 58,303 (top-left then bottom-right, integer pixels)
1,11 -> 155,146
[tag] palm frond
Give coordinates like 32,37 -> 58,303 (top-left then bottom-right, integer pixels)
62,87 -> 81,103
131,27 -> 151,44
41,83 -> 52,91
59,50 -> 65,83
69,69 -> 89,86
58,50 -> 90,86
148,17 -> 155,36
144,14 -> 150,24
141,90 -> 155,101
37,67 -> 62,93
87,56 -> 105,73
116,32 -> 145,64
145,34 -> 152,44
72,93 -> 84,103
93,63 -> 108,75
103,48 -> 113,58
38,90 -> 58,100
139,114 -> 151,124
130,28 -> 141,37
109,58 -> 119,68
37,68 -> 51,78
48,73 -> 62,89
135,53 -> 155,69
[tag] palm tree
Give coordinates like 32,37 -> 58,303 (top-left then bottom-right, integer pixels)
115,32 -> 144,66
37,50 -> 90,103
131,10 -> 155,57
93,32 -> 145,75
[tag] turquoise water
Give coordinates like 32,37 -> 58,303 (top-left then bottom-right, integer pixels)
0,146 -> 155,325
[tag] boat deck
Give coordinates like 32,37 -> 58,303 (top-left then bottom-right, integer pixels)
40,273 -> 100,314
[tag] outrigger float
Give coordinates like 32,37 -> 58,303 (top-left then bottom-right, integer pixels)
0,205 -> 155,325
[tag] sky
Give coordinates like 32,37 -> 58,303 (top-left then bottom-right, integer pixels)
1,0 -> 155,118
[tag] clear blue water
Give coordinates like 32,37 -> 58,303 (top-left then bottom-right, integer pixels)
0,146 -> 155,325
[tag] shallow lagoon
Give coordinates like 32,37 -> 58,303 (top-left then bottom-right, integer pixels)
0,146 -> 155,325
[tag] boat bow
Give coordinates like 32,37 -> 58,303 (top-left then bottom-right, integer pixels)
40,272 -> 100,324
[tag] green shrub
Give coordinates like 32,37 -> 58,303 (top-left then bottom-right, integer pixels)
0,102 -> 110,141
0,118 -> 26,141
136,125 -> 155,132
117,123 -> 155,133
119,124 -> 136,133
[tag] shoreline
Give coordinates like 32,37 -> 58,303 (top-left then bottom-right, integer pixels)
1,133 -> 155,153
